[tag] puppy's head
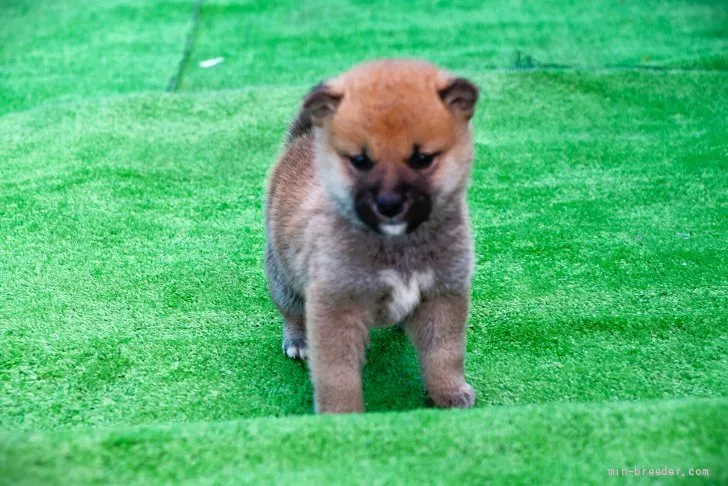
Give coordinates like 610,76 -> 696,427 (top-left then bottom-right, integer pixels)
303,59 -> 478,236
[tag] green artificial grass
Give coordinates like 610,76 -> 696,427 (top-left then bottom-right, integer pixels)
0,0 -> 193,114
1,0 -> 727,484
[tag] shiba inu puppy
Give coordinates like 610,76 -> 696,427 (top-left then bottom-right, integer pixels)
265,59 -> 478,413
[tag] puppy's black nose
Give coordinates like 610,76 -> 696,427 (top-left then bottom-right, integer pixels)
375,193 -> 404,218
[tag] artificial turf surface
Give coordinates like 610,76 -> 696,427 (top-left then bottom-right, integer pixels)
1,0 -> 727,484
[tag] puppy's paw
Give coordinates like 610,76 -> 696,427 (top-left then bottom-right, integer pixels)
428,382 -> 476,409
282,337 -> 308,360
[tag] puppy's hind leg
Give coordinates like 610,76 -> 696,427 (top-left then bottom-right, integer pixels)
273,286 -> 306,360
282,310 -> 307,360
266,244 -> 307,360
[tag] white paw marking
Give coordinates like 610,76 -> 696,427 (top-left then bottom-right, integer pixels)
380,268 -> 434,323
284,344 -> 307,360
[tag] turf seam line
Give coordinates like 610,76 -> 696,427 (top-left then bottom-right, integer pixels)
167,0 -> 203,92
507,50 -> 727,74
505,64 -> 727,74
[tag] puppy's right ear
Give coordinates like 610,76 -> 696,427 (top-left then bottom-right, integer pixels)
303,81 -> 342,127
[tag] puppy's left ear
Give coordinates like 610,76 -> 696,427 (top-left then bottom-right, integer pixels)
439,77 -> 479,121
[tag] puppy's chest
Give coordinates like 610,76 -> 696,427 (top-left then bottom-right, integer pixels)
377,269 -> 435,324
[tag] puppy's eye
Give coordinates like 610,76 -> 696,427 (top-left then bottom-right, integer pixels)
408,151 -> 437,170
349,153 -> 374,171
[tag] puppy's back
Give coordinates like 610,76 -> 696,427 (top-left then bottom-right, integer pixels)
266,112 -> 318,257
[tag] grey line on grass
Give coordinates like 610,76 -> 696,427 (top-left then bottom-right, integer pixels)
507,50 -> 725,74
167,0 -> 204,92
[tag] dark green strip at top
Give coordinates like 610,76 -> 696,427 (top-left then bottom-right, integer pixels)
180,0 -> 728,91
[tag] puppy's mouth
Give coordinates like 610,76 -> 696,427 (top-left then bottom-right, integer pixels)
353,189 -> 432,236
373,200 -> 410,236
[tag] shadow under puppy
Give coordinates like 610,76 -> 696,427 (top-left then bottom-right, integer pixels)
265,59 -> 478,413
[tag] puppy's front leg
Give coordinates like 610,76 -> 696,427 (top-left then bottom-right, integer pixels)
406,293 -> 476,408
306,284 -> 370,413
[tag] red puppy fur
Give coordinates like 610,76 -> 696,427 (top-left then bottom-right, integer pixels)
265,59 -> 479,413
